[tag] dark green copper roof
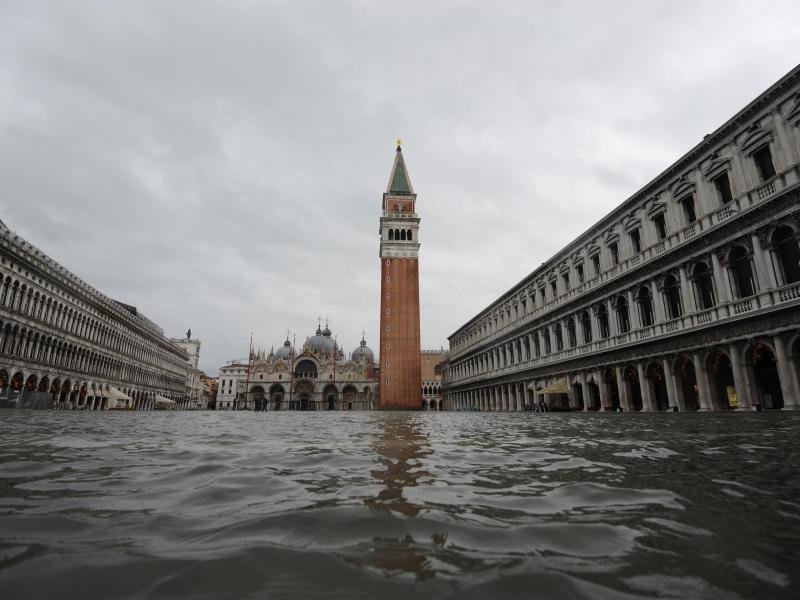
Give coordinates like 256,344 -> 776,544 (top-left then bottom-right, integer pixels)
387,146 -> 414,195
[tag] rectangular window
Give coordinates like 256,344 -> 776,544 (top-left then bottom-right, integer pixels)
550,280 -> 557,298
591,254 -> 600,276
713,172 -> 733,204
562,272 -> 570,290
576,264 -> 584,283
540,288 -> 546,303
753,145 -> 776,181
653,213 -> 667,240
629,229 -> 641,253
680,194 -> 697,224
609,242 -> 619,266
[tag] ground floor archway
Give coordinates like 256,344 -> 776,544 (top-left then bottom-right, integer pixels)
674,355 -> 699,411
707,350 -> 736,410
747,342 -> 783,409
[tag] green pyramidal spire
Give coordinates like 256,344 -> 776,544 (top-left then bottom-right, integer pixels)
387,143 -> 414,195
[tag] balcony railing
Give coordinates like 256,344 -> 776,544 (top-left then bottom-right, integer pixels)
449,282 -> 800,386
733,298 -> 753,314
757,180 -> 776,200
450,164 -> 799,360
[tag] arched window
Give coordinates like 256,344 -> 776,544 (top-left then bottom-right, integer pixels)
771,225 -> 800,284
615,296 -> 630,333
388,229 -> 394,240
294,359 -> 318,379
597,304 -> 610,338
636,286 -> 654,326
400,229 -> 406,241
407,229 -> 412,240
730,246 -> 755,298
543,329 -> 551,354
566,317 -> 577,348
580,311 -> 592,343
662,274 -> 683,318
554,323 -> 563,352
692,262 -> 716,309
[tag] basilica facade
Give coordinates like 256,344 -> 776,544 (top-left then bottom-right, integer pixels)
224,324 -> 379,411
442,65 -> 800,412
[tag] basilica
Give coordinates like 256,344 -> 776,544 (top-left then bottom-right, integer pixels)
222,323 -> 379,411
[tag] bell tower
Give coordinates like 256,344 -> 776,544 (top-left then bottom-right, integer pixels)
378,141 -> 422,410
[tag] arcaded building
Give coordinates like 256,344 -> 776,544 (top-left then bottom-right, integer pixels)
0,220 -> 189,410
443,65 -> 800,412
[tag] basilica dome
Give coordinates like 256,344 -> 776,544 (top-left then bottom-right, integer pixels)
275,338 -> 293,360
304,325 -> 336,355
351,338 -> 374,363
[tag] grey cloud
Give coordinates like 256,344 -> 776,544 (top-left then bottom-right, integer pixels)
1,0 -> 798,373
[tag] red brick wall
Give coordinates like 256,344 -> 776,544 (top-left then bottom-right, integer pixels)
379,257 -> 421,409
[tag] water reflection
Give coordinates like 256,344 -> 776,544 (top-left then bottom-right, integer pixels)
365,414 -> 431,516
361,414 -> 438,577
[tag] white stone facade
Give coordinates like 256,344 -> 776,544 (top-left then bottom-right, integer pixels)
170,338 -> 205,410
443,66 -> 800,413
0,220 -> 189,410
216,362 -> 249,410
217,325 -> 378,411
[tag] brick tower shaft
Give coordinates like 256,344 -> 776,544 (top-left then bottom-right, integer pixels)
378,143 -> 422,410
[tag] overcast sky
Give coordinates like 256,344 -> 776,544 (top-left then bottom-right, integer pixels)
1,1 -> 798,375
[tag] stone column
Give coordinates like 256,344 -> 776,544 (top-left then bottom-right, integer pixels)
729,344 -> 750,409
637,362 -> 656,411
711,252 -> 731,303
580,374 -> 591,411
651,280 -> 666,323
588,310 -> 599,342
692,352 -> 714,411
615,366 -> 631,411
627,289 -> 640,330
607,299 -> 618,336
598,376 -> 611,411
662,357 -> 680,411
774,336 -> 800,409
752,234 -> 777,290
679,266 -> 696,314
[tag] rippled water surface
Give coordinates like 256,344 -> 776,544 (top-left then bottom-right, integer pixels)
1,411 -> 799,599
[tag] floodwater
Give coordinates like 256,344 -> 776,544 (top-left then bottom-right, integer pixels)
0,411 -> 798,600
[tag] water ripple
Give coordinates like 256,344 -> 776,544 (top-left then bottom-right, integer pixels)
0,410 -> 798,599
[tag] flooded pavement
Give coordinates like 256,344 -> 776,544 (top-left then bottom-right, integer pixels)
0,410 -> 798,599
